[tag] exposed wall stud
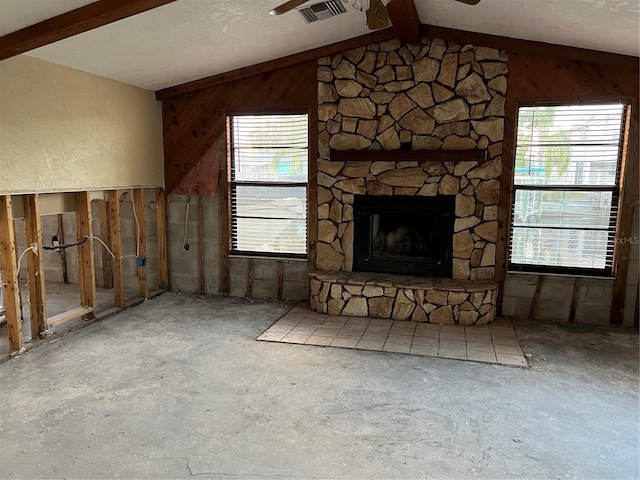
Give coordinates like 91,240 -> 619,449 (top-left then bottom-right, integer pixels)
568,277 -> 581,323
277,261 -> 284,301
57,214 -> 68,284
133,189 -> 148,299
529,276 -> 545,320
155,188 -> 169,290
0,195 -> 24,350
76,192 -> 96,319
246,258 -> 254,298
24,194 -> 47,338
97,198 -> 113,288
197,193 -> 205,295
108,190 -> 124,307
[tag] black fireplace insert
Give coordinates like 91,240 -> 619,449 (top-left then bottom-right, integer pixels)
353,195 -> 454,277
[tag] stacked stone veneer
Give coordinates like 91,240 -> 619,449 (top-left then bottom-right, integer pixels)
310,271 -> 497,325
312,37 -> 507,324
315,37 -> 508,282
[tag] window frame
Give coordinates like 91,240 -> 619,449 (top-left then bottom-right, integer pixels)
507,100 -> 631,277
226,111 -> 309,259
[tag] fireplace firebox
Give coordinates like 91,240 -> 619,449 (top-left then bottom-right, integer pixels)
353,195 -> 454,277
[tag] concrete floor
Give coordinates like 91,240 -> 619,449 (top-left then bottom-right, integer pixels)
0,293 -> 637,479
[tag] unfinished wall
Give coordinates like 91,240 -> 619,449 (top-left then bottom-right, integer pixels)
0,56 -> 164,195
162,62 -> 317,301
167,194 -> 309,301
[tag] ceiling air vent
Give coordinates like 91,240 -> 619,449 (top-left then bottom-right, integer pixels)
298,1 -> 347,23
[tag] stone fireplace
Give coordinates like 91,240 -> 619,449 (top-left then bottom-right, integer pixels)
310,36 -> 508,325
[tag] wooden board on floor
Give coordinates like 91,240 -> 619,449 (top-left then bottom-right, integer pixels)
47,306 -> 94,329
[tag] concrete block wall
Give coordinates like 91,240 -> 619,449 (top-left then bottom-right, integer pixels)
502,206 -> 638,326
167,193 -> 309,301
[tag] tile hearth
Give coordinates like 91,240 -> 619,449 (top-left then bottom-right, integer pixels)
258,303 -> 527,367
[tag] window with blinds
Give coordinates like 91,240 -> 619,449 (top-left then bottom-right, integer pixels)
228,113 -> 308,257
509,102 -> 629,275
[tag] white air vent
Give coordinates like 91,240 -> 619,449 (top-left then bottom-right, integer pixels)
298,1 -> 347,23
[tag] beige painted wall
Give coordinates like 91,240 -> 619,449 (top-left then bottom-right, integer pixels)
0,55 -> 163,195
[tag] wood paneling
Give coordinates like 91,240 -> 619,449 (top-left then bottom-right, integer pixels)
0,0 -> 178,60
495,50 -> 639,315
163,61 -> 317,194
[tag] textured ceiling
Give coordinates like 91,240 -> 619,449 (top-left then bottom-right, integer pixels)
0,0 -> 638,91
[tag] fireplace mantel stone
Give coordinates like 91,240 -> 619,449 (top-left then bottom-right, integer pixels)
309,271 -> 497,325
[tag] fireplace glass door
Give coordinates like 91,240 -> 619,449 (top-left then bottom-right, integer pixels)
353,195 -> 454,277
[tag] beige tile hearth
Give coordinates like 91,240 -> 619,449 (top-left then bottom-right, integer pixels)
257,303 -> 527,367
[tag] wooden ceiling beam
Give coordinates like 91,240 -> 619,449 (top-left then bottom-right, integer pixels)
386,0 -> 421,44
0,0 -> 178,61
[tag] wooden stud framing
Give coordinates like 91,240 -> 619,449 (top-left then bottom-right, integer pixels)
23,195 -> 48,339
529,276 -> 545,320
277,261 -> 284,301
133,189 -> 148,299
57,214 -> 69,284
0,195 -> 23,350
568,278 -> 581,323
155,188 -> 169,290
220,122 -> 231,295
246,258 -> 254,298
107,190 -> 124,308
47,306 -> 93,329
197,193 -> 205,295
97,199 -> 113,288
76,192 -> 96,319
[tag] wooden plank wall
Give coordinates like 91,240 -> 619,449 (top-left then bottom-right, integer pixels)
162,61 -> 318,194
496,51 -> 639,316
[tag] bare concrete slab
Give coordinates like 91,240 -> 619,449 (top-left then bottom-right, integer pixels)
0,293 -> 637,479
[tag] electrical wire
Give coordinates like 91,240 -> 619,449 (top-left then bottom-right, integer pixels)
92,236 -> 136,260
16,244 -> 38,277
183,196 -> 191,250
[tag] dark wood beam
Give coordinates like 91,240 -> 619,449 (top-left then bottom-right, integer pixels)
0,0 -> 177,61
387,0 -> 420,43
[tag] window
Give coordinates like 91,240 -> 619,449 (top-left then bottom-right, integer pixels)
228,113 -> 308,257
509,102 -> 629,275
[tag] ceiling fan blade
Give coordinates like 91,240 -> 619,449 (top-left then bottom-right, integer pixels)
455,0 -> 481,5
269,0 -> 309,15
366,0 -> 390,30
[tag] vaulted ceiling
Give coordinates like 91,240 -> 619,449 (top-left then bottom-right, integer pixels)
0,0 -> 638,91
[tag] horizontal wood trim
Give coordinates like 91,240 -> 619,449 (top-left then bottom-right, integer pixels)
422,25 -> 639,70
0,0 -> 178,60
330,148 -> 487,163
156,28 -> 396,99
47,306 -> 94,329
